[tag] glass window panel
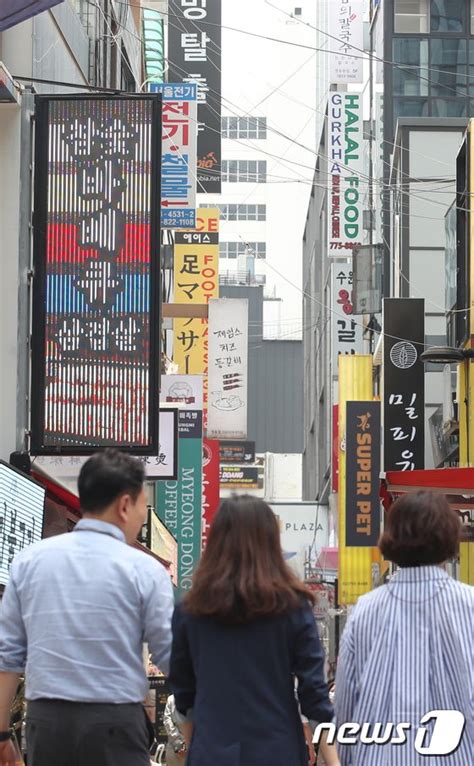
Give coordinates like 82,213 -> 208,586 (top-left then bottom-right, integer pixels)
431,98 -> 467,116
229,160 -> 238,182
430,38 -> 467,96
393,39 -> 429,96
468,40 -> 474,94
258,205 -> 266,220
221,117 -> 227,135
430,0 -> 464,32
394,0 -> 428,33
472,0 -> 474,34
393,97 -> 430,125
258,118 -> 267,138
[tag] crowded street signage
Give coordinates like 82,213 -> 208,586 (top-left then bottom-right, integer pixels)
219,441 -> 255,464
150,83 -> 197,229
168,0 -> 221,193
345,401 -> 381,547
31,95 -> 161,453
34,409 -> 178,481
328,92 -> 364,255
0,461 -> 45,585
173,209 -> 219,422
328,0 -> 364,84
207,298 -> 248,440
383,299 -> 425,471
331,264 -> 364,371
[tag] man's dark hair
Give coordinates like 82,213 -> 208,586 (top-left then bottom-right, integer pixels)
78,449 -> 145,513
379,491 -> 460,567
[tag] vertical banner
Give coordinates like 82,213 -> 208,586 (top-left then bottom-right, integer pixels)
383,299 -> 425,471
328,93 -> 363,255
338,355 -> 380,605
332,405 -> 339,492
331,264 -> 364,370
345,401 -> 381,547
31,95 -> 161,453
328,0 -> 364,84
173,209 -> 219,423
156,410 -> 202,595
202,438 -> 220,549
168,0 -> 221,193
207,298 -> 248,440
151,83 -> 197,229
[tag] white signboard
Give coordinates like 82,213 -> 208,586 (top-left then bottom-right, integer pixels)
271,503 -> 329,581
0,461 -> 45,585
160,374 -> 203,409
34,409 -> 179,481
329,0 -> 364,84
328,92 -> 364,256
331,264 -> 364,372
207,298 -> 248,440
151,82 -> 198,229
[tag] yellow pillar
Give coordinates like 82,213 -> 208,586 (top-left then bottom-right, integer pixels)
338,355 -> 381,604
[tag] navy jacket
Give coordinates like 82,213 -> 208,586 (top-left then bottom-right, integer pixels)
168,603 -> 333,766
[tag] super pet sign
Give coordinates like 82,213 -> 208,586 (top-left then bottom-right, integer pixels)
31,96 -> 161,453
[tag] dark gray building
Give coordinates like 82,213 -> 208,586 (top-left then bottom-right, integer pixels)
220,284 -> 303,454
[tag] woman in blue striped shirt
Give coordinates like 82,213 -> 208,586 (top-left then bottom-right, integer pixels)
335,491 -> 473,766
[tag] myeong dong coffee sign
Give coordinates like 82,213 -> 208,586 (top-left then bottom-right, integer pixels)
328,92 -> 364,256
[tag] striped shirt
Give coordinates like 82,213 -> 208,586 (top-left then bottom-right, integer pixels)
335,566 -> 473,765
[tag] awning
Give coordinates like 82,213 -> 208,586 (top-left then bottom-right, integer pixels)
0,0 -> 64,31
381,467 -> 474,541
32,467 -> 171,568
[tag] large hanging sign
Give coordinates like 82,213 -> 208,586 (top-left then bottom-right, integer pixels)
168,0 -> 221,193
328,0 -> 364,84
331,264 -> 364,371
383,299 -> 425,472
31,95 -> 162,454
328,92 -> 364,256
207,299 -> 248,440
0,461 -> 45,586
345,401 -> 381,547
173,209 -> 219,421
150,83 -> 197,229
202,438 -> 220,550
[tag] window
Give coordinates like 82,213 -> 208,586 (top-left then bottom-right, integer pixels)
394,1 -> 429,33
432,98 -> 467,116
472,0 -> 474,34
199,204 -> 266,221
430,38 -> 467,96
393,39 -> 429,96
220,242 -> 266,259
430,0 -> 464,32
222,160 -> 267,183
222,116 -> 267,139
294,7 -> 302,15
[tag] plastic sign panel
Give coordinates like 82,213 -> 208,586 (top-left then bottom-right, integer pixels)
220,465 -> 260,490
161,374 -> 203,409
329,0 -> 364,84
0,0 -> 64,31
383,299 -> 425,471
168,0 -> 221,193
331,264 -> 364,371
271,503 -> 329,581
345,401 -> 381,547
328,93 -> 364,255
202,438 -> 220,549
150,83 -> 197,229
207,298 -> 248,440
34,409 -> 178,481
219,441 -> 255,464
0,461 -> 45,585
31,95 -> 162,453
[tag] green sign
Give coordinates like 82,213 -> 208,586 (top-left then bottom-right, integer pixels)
157,411 -> 202,595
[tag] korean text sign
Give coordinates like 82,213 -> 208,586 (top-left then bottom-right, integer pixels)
156,410 -> 203,595
150,83 -> 197,229
329,0 -> 364,84
383,299 -> 425,471
328,92 -> 364,255
173,209 -> 219,419
345,401 -> 381,547
207,298 -> 248,440
0,462 -> 45,586
168,0 -> 221,193
31,95 -> 161,453
331,264 -> 364,370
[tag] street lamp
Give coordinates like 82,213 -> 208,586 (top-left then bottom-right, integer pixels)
420,346 -> 474,365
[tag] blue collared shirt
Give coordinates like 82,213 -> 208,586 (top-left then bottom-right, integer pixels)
0,519 -> 174,703
335,566 -> 473,765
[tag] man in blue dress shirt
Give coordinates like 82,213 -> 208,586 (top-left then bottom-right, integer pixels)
0,449 -> 174,766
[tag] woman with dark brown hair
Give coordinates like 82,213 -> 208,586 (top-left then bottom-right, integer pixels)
168,495 -> 339,766
335,491 -> 473,766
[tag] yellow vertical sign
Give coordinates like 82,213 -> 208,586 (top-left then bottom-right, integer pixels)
338,354 -> 380,604
173,209 -> 219,418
